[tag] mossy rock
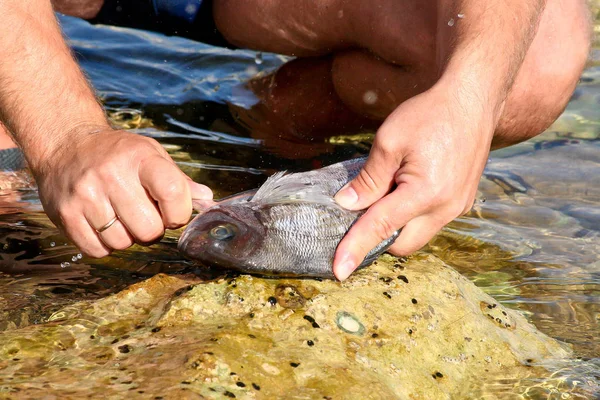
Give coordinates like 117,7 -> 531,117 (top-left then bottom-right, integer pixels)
0,254 -> 574,399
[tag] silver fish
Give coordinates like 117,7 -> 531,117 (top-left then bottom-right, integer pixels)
178,157 -> 399,278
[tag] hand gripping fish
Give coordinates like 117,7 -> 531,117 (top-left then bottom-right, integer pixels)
178,158 -> 399,279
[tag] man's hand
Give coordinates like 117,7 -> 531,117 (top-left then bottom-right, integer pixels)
333,85 -> 494,280
35,129 -> 213,257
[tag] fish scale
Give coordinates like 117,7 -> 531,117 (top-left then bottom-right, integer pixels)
179,157 -> 399,278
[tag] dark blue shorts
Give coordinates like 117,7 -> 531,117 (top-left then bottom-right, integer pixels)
90,0 -> 230,46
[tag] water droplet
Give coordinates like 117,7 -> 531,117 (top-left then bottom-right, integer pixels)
60,262 -> 71,268
50,242 -> 56,247
337,9 -> 344,18
448,18 -> 455,27
457,13 -> 465,19
363,90 -> 378,105
185,3 -> 197,15
254,52 -> 263,65
77,253 -> 83,260
71,256 -> 78,262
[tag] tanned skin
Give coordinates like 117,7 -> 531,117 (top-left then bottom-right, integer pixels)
0,0 -> 590,279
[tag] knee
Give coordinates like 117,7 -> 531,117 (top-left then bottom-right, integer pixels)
51,0 -> 104,19
212,0 -> 251,48
494,9 -> 591,148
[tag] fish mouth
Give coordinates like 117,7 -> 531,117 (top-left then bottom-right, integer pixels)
178,228 -> 199,258
178,228 -> 212,263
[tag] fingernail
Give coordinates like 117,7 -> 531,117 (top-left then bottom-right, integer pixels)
334,254 -> 356,281
189,182 -> 213,200
334,185 -> 358,209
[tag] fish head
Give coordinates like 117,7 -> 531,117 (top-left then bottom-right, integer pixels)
178,204 -> 265,269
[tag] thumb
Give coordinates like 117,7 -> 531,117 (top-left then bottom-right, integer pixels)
186,178 -> 215,211
334,146 -> 399,211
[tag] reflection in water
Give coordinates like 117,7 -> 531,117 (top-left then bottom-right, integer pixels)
0,12 -> 598,397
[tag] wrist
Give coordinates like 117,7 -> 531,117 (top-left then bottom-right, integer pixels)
432,67 -> 504,136
23,118 -> 111,175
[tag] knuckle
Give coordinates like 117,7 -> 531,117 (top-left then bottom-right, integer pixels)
354,169 -> 381,194
83,246 -> 111,259
136,225 -> 165,244
164,215 -> 189,230
156,179 -> 187,203
72,176 -> 99,201
372,214 -> 399,241
112,238 -> 134,251
390,244 -> 412,257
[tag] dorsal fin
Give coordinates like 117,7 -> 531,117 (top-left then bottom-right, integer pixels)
251,171 -> 337,207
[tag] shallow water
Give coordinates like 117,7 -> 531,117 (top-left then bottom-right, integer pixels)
0,11 -> 598,398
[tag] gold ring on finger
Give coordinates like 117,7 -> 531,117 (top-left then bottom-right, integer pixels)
96,216 -> 119,233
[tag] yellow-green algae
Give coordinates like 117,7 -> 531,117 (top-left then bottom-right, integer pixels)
0,254 -> 576,399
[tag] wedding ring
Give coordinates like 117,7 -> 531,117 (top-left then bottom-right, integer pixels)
96,216 -> 119,233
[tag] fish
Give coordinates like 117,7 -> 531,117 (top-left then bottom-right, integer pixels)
178,157 -> 399,278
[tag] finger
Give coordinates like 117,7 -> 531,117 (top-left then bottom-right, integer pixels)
108,177 -> 165,245
333,185 -> 424,281
139,156 -> 192,229
387,215 -> 445,256
334,138 -> 401,211
62,215 -> 112,258
96,218 -> 135,251
76,189 -> 135,252
187,178 -> 216,212
186,176 -> 214,201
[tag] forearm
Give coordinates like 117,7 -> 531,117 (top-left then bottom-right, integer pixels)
0,1 -> 109,171
436,0 -> 546,121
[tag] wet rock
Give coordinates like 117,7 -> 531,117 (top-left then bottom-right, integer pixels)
0,254 -> 575,398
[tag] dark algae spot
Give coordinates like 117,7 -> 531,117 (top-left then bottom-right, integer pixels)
290,362 -> 300,368
383,292 -> 392,299
379,277 -> 393,283
236,382 -> 246,387
435,372 -> 444,378
267,296 -> 277,306
304,315 -> 320,328
372,333 -> 379,338
224,391 -> 236,398
307,340 -> 314,346
252,383 -> 261,390
118,345 -> 131,354
275,284 -> 307,309
397,275 -> 409,283
411,298 -> 418,304
248,334 -> 256,339
152,327 -> 161,333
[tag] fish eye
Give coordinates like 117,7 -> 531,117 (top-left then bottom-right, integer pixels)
209,224 -> 236,241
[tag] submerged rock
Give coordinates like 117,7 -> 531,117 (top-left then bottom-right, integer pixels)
0,254 -> 575,398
